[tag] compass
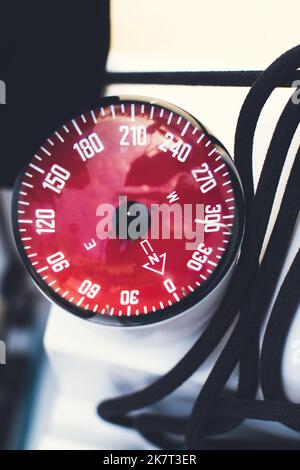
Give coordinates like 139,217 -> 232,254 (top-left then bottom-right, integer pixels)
12,96 -> 244,327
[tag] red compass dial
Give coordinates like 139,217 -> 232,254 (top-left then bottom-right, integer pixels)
13,96 -> 244,326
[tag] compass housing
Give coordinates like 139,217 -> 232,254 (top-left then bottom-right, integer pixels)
12,96 -> 244,327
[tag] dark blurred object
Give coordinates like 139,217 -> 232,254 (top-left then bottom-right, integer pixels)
0,0 -> 110,448
0,0 -> 110,187
0,190 -> 49,449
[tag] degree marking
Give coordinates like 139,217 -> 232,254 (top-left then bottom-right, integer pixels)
71,120 -> 82,136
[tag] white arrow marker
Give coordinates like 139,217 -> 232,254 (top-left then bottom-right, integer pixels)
142,252 -> 167,276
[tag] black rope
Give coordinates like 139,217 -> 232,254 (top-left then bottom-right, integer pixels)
98,45 -> 300,449
104,70 -> 300,88
261,242 -> 300,433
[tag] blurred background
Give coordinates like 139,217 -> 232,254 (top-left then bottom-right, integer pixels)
0,0 -> 300,449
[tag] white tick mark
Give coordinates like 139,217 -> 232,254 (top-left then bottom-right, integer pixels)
55,131 -> 65,142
